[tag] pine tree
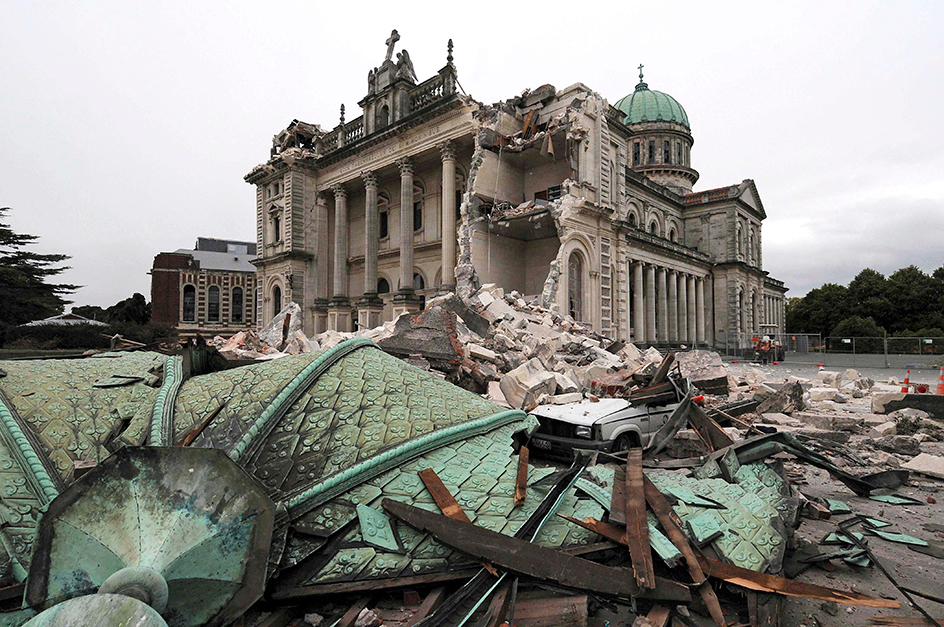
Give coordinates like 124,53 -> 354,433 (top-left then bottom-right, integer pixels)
0,207 -> 78,332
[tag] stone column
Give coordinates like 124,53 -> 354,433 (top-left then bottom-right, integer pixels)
328,184 -> 352,332
312,192 -> 330,333
645,264 -> 656,344
677,273 -> 688,343
695,277 -> 705,344
668,270 -> 678,345
657,267 -> 668,344
687,275 -> 697,344
357,171 -> 384,330
633,261 -> 645,343
439,141 -> 457,293
393,157 -> 422,316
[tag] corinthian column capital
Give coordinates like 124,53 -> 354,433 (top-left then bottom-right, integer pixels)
439,140 -> 456,162
361,171 -> 377,188
396,157 -> 413,175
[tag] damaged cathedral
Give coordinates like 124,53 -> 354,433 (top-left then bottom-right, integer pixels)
245,31 -> 787,351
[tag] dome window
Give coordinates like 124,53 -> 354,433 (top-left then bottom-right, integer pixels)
648,140 -> 655,164
663,140 -> 671,165
632,142 -> 640,166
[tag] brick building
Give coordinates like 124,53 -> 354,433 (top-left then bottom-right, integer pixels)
150,237 -> 257,337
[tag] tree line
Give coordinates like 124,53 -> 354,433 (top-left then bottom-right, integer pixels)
786,266 -> 944,339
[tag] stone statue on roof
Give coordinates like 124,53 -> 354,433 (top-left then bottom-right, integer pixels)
396,49 -> 416,82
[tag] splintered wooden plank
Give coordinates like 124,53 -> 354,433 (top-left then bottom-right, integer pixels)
642,475 -> 726,627
697,555 -> 900,608
688,404 -> 735,451
382,499 -> 691,602
337,597 -> 372,627
404,586 -> 446,627
515,446 -> 529,507
625,449 -> 655,589
513,593 -> 588,627
646,605 -> 672,627
610,465 -> 626,525
418,467 -> 472,524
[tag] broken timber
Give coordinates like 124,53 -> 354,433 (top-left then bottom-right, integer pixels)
625,449 -> 655,589
687,403 -> 735,451
419,468 -> 472,524
381,499 -> 691,602
515,446 -> 529,507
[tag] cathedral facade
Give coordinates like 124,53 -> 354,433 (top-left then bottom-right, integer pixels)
244,32 -> 787,351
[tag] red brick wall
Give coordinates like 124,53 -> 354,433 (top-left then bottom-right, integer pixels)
150,253 -> 192,326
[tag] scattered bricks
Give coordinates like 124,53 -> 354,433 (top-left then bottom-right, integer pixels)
545,392 -> 584,405
467,344 -> 497,363
816,371 -> 844,389
873,435 -> 921,456
869,421 -> 897,438
809,388 -> 839,403
482,297 -> 514,323
676,350 -> 730,395
794,412 -> 861,431
499,358 -> 558,409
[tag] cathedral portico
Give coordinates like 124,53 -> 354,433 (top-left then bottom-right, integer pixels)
245,31 -> 787,349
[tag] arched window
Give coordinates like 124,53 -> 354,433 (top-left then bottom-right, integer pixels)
668,228 -> 677,243
649,220 -> 660,236
748,230 -> 755,265
751,292 -> 758,333
378,104 -> 389,128
627,212 -> 637,227
208,286 -> 220,322
377,278 -> 391,294
232,287 -> 244,322
272,285 -> 282,319
737,289 -> 744,333
378,192 -> 390,240
413,273 -> 425,291
736,225 -> 743,259
182,285 -> 196,322
568,252 -> 583,321
413,181 -> 425,232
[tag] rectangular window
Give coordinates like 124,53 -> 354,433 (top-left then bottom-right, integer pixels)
632,142 -> 640,166
648,140 -> 655,163
182,286 -> 195,322
273,215 -> 281,242
663,140 -> 671,164
379,211 -> 388,239
676,142 -> 683,166
208,286 -> 220,322
413,201 -> 423,232
231,287 -> 243,322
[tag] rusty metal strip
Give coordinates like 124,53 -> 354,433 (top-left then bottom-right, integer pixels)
514,446 -> 529,507
382,498 -> 691,603
418,468 -> 472,524
625,449 -> 655,589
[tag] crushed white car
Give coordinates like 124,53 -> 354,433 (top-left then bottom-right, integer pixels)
529,375 -> 692,459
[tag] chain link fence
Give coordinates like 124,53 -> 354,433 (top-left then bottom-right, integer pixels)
722,333 -> 944,369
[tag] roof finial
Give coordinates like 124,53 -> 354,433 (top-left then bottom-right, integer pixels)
340,104 -> 345,125
447,38 -> 454,65
638,63 -> 644,83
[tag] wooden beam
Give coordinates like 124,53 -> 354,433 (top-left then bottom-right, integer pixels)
688,404 -> 735,451
645,605 -> 672,627
337,597 -> 372,627
254,609 -> 299,627
515,446 -> 529,507
649,351 -> 676,386
404,586 -> 447,627
625,449 -> 655,589
512,593 -> 588,627
418,467 -> 472,524
697,555 -> 900,608
177,403 -> 225,446
382,499 -> 690,602
609,465 -> 626,525
642,476 -> 726,627
271,568 -> 481,600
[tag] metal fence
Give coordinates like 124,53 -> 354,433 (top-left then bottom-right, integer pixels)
723,333 -> 944,369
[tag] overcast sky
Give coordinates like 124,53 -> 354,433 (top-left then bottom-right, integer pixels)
2,1 -> 943,308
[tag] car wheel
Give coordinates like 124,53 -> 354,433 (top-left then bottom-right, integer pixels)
613,434 -> 637,452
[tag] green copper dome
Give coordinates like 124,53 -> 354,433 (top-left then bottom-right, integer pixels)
614,69 -> 690,129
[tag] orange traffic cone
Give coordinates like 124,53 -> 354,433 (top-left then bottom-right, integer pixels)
936,368 -> 944,395
901,369 -> 911,394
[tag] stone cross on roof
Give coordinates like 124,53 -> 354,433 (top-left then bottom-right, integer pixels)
385,29 -> 400,62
